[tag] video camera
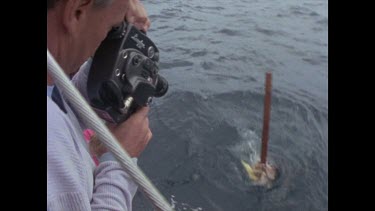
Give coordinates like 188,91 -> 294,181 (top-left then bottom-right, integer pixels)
87,22 -> 168,124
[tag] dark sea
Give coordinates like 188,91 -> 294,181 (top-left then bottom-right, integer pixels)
134,0 -> 328,210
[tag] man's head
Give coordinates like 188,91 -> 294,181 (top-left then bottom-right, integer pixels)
47,0 -> 130,82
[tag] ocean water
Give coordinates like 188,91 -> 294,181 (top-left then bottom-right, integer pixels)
134,0 -> 328,210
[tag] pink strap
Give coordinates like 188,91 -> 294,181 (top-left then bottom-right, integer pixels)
83,129 -> 99,166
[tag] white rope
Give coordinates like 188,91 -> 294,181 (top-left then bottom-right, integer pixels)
47,49 -> 173,211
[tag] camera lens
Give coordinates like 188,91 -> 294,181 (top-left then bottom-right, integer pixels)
154,75 -> 168,97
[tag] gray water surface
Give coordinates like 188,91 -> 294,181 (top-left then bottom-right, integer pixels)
134,0 -> 328,210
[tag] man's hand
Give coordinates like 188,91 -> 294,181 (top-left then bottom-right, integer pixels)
108,106 -> 152,157
126,0 -> 151,32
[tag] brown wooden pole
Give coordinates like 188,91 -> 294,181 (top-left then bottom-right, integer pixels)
260,72 -> 272,164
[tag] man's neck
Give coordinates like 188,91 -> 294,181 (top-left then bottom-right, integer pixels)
47,9 -> 71,85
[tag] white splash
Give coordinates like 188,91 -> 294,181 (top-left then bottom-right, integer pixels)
229,129 -> 261,165
169,195 -> 203,211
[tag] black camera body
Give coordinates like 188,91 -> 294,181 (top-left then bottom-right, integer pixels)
87,22 -> 168,124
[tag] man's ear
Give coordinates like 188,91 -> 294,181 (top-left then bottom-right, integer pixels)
62,0 -> 94,35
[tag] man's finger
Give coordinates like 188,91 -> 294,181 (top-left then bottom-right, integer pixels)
134,106 -> 150,118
